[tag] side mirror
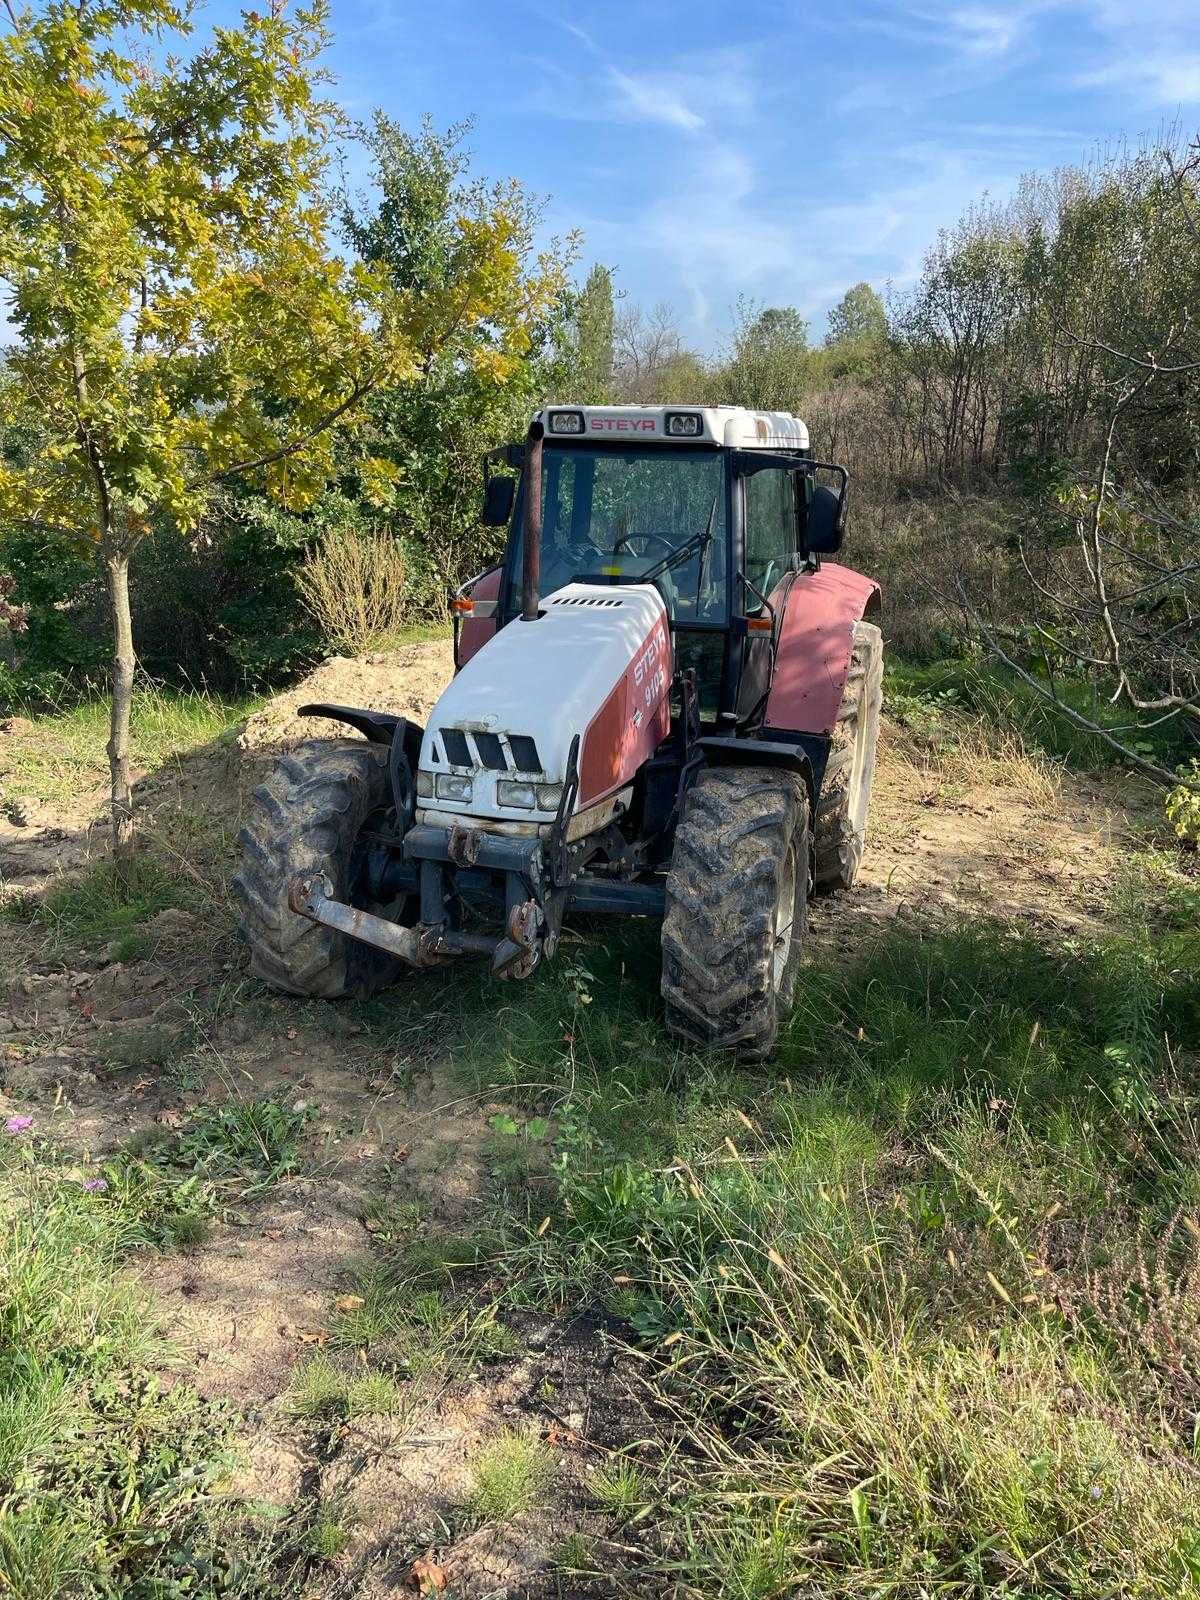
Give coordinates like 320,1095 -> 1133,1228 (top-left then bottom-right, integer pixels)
805,482 -> 847,554
482,474 -> 515,528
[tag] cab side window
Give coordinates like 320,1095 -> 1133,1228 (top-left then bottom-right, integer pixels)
742,469 -> 796,606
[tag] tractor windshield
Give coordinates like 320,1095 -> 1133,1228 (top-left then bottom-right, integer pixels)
519,445 -> 728,623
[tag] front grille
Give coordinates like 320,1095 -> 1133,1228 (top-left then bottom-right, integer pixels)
474,732 -> 507,771
440,728 -> 471,768
436,728 -> 544,775
507,735 -> 541,773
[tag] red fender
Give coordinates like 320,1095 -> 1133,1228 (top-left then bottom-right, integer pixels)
764,562 -> 881,736
456,565 -> 502,668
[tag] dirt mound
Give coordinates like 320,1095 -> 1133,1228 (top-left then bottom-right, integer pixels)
131,639 -> 457,832
238,640 -> 454,756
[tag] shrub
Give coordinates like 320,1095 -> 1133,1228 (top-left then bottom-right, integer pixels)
1166,760 -> 1200,844
294,524 -> 410,654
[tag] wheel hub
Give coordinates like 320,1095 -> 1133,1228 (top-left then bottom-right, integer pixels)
773,843 -> 797,989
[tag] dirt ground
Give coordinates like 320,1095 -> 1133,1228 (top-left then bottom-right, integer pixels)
0,643 -> 1165,1596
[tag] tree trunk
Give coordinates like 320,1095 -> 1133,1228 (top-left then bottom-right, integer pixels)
105,546 -> 136,860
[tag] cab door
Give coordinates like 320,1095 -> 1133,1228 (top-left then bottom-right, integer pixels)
736,464 -> 800,722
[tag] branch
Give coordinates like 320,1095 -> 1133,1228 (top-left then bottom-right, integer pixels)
1060,326 -> 1199,376
192,375 -> 380,488
957,584 -> 1182,786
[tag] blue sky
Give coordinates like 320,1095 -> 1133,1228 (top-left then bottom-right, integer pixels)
318,1 -> 1200,345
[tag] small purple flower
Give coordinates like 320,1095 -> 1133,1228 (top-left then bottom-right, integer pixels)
81,1177 -> 108,1193
4,1115 -> 33,1135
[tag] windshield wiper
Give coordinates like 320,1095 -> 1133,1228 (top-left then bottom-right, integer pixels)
640,493 -> 720,585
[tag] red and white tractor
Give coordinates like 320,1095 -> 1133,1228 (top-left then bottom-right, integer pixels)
234,405 -> 882,1057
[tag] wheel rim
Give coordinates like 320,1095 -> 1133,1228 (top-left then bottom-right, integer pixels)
772,843 -> 797,990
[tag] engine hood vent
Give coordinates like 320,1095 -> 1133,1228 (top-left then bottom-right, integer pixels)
549,594 -> 624,608
436,728 -> 543,775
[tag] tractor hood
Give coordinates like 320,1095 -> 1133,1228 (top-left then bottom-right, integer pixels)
417,582 -> 672,828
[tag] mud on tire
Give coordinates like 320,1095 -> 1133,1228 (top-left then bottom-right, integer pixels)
813,620 -> 883,892
232,738 -> 408,999
661,765 -> 810,1060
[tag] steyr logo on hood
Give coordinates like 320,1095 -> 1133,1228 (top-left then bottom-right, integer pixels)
589,416 -> 656,432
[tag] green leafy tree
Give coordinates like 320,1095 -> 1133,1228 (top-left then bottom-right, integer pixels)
720,300 -> 813,411
826,281 -> 887,347
568,263 -> 615,402
340,115 -> 577,597
0,1 -> 565,854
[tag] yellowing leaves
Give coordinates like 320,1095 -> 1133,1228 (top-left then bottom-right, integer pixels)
0,0 -> 572,555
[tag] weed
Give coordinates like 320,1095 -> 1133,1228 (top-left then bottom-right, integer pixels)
33,855 -> 181,952
295,525 -> 411,655
346,1372 -> 407,1418
553,1531 -> 594,1573
285,1354 -> 349,1420
155,1095 -> 312,1195
303,1513 -> 349,1560
467,1429 -> 555,1522
591,1459 -> 647,1519
887,657 -> 1192,771
0,1142 -> 306,1596
419,858 -> 1200,1594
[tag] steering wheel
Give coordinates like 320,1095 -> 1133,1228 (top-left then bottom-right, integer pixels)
615,532 -> 678,561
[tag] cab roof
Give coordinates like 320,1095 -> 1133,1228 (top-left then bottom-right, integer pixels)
537,404 -> 809,452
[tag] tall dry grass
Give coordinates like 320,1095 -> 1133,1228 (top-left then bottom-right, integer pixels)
295,525 -> 410,655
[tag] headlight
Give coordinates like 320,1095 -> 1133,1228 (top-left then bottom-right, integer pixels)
665,411 -> 702,437
497,780 -> 564,811
548,409 -> 585,434
496,779 -> 537,809
416,770 -> 433,799
435,773 -> 473,803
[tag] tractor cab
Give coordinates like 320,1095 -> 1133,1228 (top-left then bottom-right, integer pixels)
459,405 -> 848,726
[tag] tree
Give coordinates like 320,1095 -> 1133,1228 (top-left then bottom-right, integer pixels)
340,114 -> 577,596
612,302 -> 703,402
566,263 -> 615,403
720,300 -> 812,411
0,0 -> 566,855
826,282 -> 887,347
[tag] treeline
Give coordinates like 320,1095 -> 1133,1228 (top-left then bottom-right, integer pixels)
1,75 -> 1196,786
583,136 -> 1200,779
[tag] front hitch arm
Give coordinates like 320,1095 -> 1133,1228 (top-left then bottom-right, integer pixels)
289,873 -> 434,967
289,874 -> 544,979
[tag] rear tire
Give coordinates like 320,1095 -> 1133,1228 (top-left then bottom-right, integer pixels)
661,766 -> 810,1060
813,620 -> 883,892
232,739 -> 410,999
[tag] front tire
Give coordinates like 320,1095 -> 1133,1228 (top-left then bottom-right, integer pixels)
813,620 -> 883,892
232,739 -> 410,999
661,766 -> 810,1059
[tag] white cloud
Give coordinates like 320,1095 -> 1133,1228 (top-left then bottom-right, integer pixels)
605,66 -> 706,133
946,5 -> 1029,58
1070,0 -> 1200,105
552,22 -> 754,135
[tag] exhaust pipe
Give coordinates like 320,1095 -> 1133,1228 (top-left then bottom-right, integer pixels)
521,418 -> 544,622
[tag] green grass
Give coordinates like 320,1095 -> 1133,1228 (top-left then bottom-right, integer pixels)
10,854 -> 183,952
329,1265 -> 519,1373
466,1428 -> 555,1522
591,1459 -> 648,1520
0,679 -> 262,808
0,1138 -> 323,1598
404,859 -> 1200,1596
284,1355 -> 407,1422
886,655 -> 1193,770
83,1096 -> 315,1249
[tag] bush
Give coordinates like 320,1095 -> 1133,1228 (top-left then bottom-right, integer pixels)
294,524 -> 410,654
1167,760 -> 1200,844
